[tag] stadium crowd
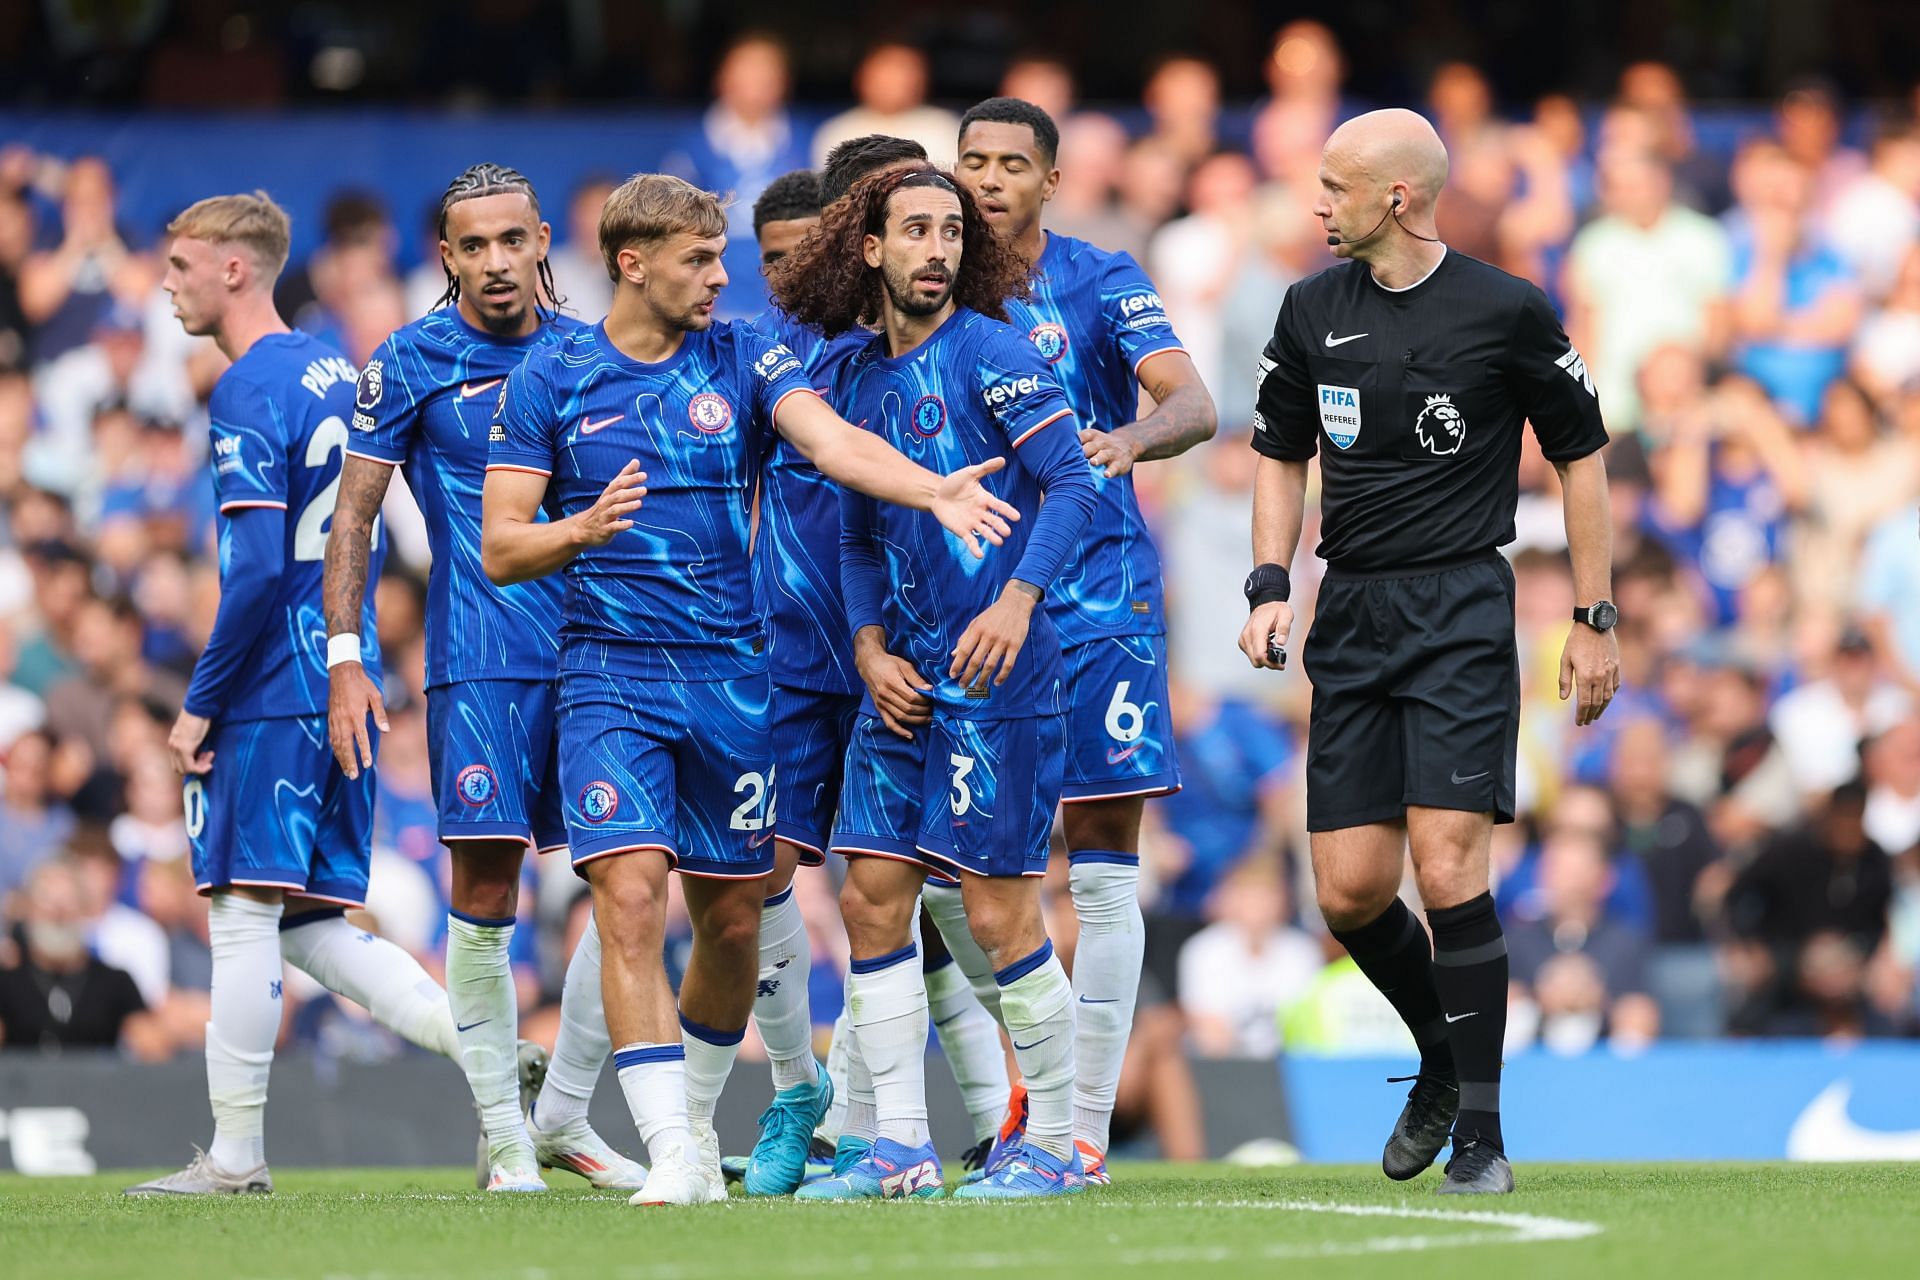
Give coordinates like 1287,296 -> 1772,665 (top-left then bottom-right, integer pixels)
3,22 -> 1920,1155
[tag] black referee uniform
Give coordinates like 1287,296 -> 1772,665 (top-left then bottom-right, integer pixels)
1252,249 -> 1607,832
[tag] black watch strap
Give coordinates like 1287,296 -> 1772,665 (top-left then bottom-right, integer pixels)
1244,563 -> 1291,611
1574,600 -> 1619,631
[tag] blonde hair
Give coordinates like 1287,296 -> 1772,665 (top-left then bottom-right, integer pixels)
166,190 -> 292,279
597,173 -> 729,281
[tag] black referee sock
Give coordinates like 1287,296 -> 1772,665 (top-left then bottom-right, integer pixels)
1329,898 -> 1454,1081
1427,891 -> 1507,1152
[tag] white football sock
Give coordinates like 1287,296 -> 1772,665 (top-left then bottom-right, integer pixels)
1067,857 -> 1144,1153
818,1009 -> 853,1143
997,941 -> 1076,1161
754,887 -> 818,1091
680,1016 -> 743,1134
532,911 -> 607,1133
445,912 -> 523,1150
847,943 -> 929,1148
926,956 -> 1009,1145
922,883 -> 1003,1021
279,909 -> 458,1058
205,893 -> 284,1172
614,1042 -> 691,1163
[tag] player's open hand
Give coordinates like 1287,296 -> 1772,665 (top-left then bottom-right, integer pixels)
1560,622 -> 1621,727
167,709 -> 215,776
572,460 -> 648,547
1080,427 -> 1141,478
855,628 -> 933,739
951,583 -> 1037,692
931,457 -> 1019,558
1239,601 -> 1293,670
328,661 -> 389,780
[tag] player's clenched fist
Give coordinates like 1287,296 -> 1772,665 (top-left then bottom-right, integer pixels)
1239,601 -> 1293,671
854,624 -> 933,739
571,459 -> 649,546
930,455 -> 1020,558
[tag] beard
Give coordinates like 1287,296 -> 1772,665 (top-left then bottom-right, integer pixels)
881,260 -> 954,317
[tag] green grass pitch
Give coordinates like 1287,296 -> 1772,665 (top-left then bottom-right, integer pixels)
4,1162 -> 1917,1279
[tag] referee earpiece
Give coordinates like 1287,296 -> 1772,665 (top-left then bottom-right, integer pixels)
1392,193 -> 1402,209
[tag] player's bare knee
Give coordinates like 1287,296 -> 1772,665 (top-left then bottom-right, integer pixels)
838,867 -> 914,951
587,862 -> 665,949
1315,876 -> 1399,933
1062,797 -> 1143,855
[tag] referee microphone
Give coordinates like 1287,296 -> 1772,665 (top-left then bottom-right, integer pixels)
1325,193 -> 1443,247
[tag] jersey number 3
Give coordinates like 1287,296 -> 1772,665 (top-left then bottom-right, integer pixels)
294,417 -> 380,562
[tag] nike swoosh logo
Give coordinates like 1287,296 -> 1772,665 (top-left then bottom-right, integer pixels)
578,414 -> 624,435
933,1011 -> 968,1027
1106,744 -> 1142,765
1444,1011 -> 1478,1023
1079,996 -> 1119,1005
1012,1035 -> 1055,1051
459,378 -> 504,399
1451,770 -> 1490,785
748,831 -> 774,848
1788,1080 -> 1920,1159
455,1019 -> 492,1032
1324,331 -> 1369,347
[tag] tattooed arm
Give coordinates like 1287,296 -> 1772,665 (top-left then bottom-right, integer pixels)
324,452 -> 395,778
1078,349 -> 1218,478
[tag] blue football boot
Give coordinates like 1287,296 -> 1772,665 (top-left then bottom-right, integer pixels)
794,1136 -> 944,1201
952,1141 -> 1082,1200
743,1071 -> 835,1196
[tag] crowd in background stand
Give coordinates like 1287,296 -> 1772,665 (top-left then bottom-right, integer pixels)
4,19 -> 1920,1161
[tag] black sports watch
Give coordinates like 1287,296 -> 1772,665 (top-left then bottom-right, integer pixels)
1574,600 -> 1619,632
1244,563 -> 1291,610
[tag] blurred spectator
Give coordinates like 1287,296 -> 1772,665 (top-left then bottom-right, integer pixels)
134,853 -> 209,1052
69,836 -> 168,1008
0,728 -> 76,897
1429,62 -> 1498,152
1149,153 -> 1255,398
1177,856 -> 1319,1056
1140,55 -> 1220,170
1863,717 -> 1920,860
1615,62 -> 1722,211
1774,80 -> 1867,217
44,593 -> 185,763
1047,113 -> 1133,251
1824,125 -> 1920,301
1565,148 -> 1731,430
1725,141 -> 1862,423
0,616 -> 47,749
1796,378 -> 1918,611
1851,244 -> 1920,406
663,34 -> 808,321
1854,500 -> 1920,688
1105,138 -> 1186,275
999,55 -> 1073,123
1771,625 -> 1911,801
1730,782 -> 1892,964
275,191 -> 397,343
14,535 -> 89,695
1218,184 -> 1324,427
0,858 -> 164,1057
0,187 -> 34,368
16,158 -> 144,365
812,43 -> 959,169
545,175 -> 615,324
1766,930 -> 1898,1039
1507,824 -> 1661,1052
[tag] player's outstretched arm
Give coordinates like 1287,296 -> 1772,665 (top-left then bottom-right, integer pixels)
323,452 -> 395,778
1080,349 -> 1218,478
1238,455 -> 1308,671
774,391 -> 1018,558
481,460 -> 647,586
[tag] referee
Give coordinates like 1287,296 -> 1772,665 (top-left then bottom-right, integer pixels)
1239,109 -> 1619,1195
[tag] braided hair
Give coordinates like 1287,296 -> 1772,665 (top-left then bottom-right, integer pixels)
433,162 -> 564,318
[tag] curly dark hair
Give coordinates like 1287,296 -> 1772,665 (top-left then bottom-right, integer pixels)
766,165 -> 1032,338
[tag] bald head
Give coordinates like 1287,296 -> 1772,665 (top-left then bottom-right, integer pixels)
1324,109 -> 1450,209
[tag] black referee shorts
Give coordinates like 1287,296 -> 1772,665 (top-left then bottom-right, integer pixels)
1300,553 -> 1518,833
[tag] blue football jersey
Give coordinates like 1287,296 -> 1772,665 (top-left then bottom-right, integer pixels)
1005,232 -> 1186,644
349,309 -> 578,688
488,320 -> 815,681
749,307 -> 870,696
836,307 -> 1092,720
204,331 -> 383,722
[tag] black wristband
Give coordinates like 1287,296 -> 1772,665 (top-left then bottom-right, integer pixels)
1244,563 -> 1291,610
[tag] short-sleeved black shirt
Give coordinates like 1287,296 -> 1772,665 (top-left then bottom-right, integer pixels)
1252,250 -> 1608,573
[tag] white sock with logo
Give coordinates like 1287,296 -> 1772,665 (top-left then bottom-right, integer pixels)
205,893 -> 285,1173
996,941 -> 1076,1161
847,944 -> 929,1148
614,1042 -> 692,1164
532,911 -> 609,1134
278,909 -> 459,1058
754,887 -> 818,1091
445,911 -> 523,1154
1066,858 -> 1145,1153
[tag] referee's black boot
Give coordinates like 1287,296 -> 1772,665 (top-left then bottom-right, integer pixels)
1382,1073 -> 1458,1180
1436,1136 -> 1514,1195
